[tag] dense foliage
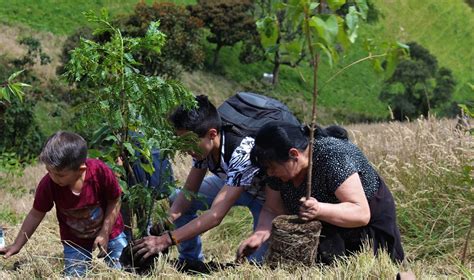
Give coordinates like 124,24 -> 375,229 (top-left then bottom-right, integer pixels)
380,42 -> 456,121
0,37 -> 51,160
59,2 -> 205,80
189,0 -> 257,66
117,2 -> 205,78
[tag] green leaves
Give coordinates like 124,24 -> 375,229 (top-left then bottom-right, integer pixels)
256,16 -> 279,51
384,42 -> 410,78
327,0 -> 346,11
63,11 -> 197,222
142,21 -> 167,54
345,6 -> 359,43
355,0 -> 369,20
0,70 -> 31,103
309,15 -> 339,46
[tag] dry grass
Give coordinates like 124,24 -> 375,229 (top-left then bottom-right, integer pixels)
347,117 -> 473,266
0,117 -> 473,278
347,118 -> 472,192
0,24 -> 66,84
180,70 -> 242,107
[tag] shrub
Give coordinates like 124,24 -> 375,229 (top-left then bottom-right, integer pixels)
189,0 -> 256,66
58,2 -> 205,79
380,42 -> 456,121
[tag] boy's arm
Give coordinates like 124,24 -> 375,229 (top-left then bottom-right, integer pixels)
0,208 -> 46,258
168,167 -> 207,222
93,196 -> 121,256
171,184 -> 243,242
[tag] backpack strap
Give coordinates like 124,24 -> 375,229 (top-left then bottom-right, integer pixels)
222,127 -> 245,165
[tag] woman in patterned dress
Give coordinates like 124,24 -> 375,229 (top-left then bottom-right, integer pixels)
237,121 -> 404,264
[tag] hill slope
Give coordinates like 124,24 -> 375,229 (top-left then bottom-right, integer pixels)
0,0 -> 471,123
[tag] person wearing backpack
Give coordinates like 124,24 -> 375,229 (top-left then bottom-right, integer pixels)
132,93 -> 349,267
132,93 -> 302,265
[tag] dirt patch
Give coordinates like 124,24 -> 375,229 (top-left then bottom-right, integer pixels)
171,154 -> 193,184
0,24 -> 65,83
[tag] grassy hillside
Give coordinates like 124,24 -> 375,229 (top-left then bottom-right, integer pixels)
372,0 -> 474,102
214,0 -> 473,122
0,0 -> 471,123
0,0 -> 194,34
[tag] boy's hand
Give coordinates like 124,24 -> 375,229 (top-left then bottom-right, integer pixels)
0,244 -> 21,258
93,232 -> 109,258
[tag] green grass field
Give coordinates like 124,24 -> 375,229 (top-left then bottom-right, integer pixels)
213,0 -> 474,122
0,0 -> 472,123
0,0 -> 195,34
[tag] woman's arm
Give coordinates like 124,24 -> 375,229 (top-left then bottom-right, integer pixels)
133,185 -> 244,259
299,173 -> 371,228
236,187 -> 287,260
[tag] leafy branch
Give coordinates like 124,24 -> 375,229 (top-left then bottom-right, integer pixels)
64,10 -> 196,237
0,70 -> 31,103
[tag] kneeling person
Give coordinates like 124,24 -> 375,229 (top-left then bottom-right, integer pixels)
0,131 -> 126,277
133,95 -> 269,264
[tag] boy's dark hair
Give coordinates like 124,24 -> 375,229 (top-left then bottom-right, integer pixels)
169,95 -> 222,137
39,131 -> 88,170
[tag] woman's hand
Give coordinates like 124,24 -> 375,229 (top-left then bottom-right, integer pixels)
299,197 -> 320,221
132,234 -> 172,260
236,232 -> 267,263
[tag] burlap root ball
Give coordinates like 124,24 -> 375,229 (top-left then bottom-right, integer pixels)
265,215 -> 322,268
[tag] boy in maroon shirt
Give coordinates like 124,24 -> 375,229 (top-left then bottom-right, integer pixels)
0,131 -> 126,277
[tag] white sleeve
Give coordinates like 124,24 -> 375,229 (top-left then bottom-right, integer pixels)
225,137 -> 260,187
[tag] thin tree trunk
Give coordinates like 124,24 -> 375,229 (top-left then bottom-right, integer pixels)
304,6 -> 320,199
213,44 -> 222,67
272,57 -> 280,85
271,8 -> 285,85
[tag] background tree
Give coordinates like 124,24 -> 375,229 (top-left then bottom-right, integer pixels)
254,0 -> 306,85
189,0 -> 256,67
118,1 -> 205,78
64,11 -> 196,237
251,0 -> 380,85
0,37 -> 51,160
380,42 -> 456,121
58,2 -> 205,80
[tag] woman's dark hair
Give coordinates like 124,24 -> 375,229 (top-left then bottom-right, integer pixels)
169,95 -> 222,137
250,121 -> 348,168
39,131 -> 88,170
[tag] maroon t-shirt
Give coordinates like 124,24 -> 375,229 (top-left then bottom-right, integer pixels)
33,158 -> 124,249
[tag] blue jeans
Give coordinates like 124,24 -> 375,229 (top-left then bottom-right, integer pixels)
63,232 -> 127,277
172,175 -> 268,263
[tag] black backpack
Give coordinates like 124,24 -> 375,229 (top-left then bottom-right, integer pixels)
217,92 -> 301,164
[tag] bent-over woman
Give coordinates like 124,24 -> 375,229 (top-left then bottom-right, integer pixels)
237,121 -> 404,264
